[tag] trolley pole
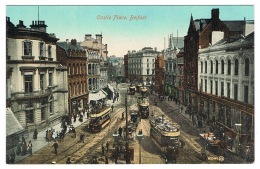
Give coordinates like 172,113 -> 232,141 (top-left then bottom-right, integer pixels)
125,91 -> 130,164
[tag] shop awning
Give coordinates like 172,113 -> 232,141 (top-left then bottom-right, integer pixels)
89,90 -> 106,102
6,108 -> 25,137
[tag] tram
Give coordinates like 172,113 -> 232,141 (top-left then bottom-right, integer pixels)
88,106 -> 111,133
129,86 -> 136,95
138,97 -> 149,119
149,115 -> 180,163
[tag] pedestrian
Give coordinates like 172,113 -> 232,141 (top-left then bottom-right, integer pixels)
22,141 -> 27,155
101,144 -> 105,156
118,127 -> 123,137
122,112 -> 124,120
114,155 -> 118,164
27,140 -> 33,155
105,156 -> 109,164
106,141 -> 109,153
111,105 -> 114,112
66,157 -> 71,164
72,127 -> 76,138
45,130 -> 49,142
245,146 -> 251,161
33,128 -> 38,140
9,149 -> 15,164
80,133 -> 85,143
52,141 -> 59,155
73,113 -> 77,123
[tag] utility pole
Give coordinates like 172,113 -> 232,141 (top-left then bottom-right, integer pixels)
125,91 -> 130,164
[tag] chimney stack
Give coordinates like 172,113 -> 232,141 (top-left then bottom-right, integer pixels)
211,8 -> 220,31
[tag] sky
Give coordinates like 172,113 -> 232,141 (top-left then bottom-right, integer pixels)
5,5 -> 254,57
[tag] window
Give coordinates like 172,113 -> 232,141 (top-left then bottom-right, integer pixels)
227,60 -> 231,75
48,45 -> 52,58
245,58 -> 249,76
244,85 -> 248,103
41,107 -> 46,121
152,69 -> 155,75
205,79 -> 207,92
234,84 -> 238,100
210,80 -> 213,94
49,96 -> 53,114
227,83 -> 230,98
221,82 -> 224,96
216,60 -> 218,74
234,59 -> 239,75
205,61 -> 207,73
49,72 -> 53,86
24,75 -> 33,94
23,41 -> 32,56
201,79 -> 203,91
201,61 -> 203,73
210,61 -> 213,74
215,81 -> 218,95
39,42 -> 44,56
26,110 -> 34,123
40,74 -> 44,91
221,60 -> 224,74
147,69 -> 150,75
147,63 -> 149,68
147,59 -> 149,62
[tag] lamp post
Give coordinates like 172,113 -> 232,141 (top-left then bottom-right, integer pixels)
137,129 -> 143,164
235,123 -> 242,155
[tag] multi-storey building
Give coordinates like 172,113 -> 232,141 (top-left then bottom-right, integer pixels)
107,56 -> 125,83
176,50 -> 185,104
183,8 -> 253,115
57,39 -> 88,117
164,34 -> 180,98
6,17 -> 68,132
154,53 -> 164,94
124,54 -> 129,82
127,47 -> 158,85
198,32 -> 254,145
80,34 -> 108,92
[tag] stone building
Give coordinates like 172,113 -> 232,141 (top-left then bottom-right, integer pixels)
57,39 -> 88,116
6,17 -> 68,132
198,32 -> 254,145
154,53 -> 164,94
183,8 -> 253,115
127,47 -> 158,86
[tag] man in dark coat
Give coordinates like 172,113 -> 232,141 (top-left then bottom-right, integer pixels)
106,141 -> 109,153
33,128 -> 38,139
52,141 -> 59,154
101,144 -> 105,156
118,127 -> 123,137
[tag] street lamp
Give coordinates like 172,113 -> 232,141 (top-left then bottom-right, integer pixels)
235,123 -> 242,155
137,129 -> 143,164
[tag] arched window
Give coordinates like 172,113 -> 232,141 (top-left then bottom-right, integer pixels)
221,60 -> 224,74
227,59 -> 231,75
210,61 -> 213,74
245,58 -> 249,76
216,60 -> 218,74
234,59 -> 239,75
205,61 -> 207,73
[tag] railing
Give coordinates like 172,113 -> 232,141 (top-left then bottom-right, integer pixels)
11,88 -> 52,99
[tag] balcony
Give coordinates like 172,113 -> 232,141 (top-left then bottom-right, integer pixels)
22,55 -> 35,61
11,88 -> 53,100
39,56 -> 47,61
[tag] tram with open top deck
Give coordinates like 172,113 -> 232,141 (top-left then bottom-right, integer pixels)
137,96 -> 149,119
88,106 -> 111,133
129,85 -> 136,95
149,114 -> 180,163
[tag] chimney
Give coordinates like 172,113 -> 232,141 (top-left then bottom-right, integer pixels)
71,39 -> 77,46
16,20 -> 26,28
211,8 -> 220,31
66,39 -> 69,44
85,34 -> 92,40
30,20 -> 47,32
154,47 -> 157,51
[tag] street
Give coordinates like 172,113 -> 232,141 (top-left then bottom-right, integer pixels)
16,83 -> 249,164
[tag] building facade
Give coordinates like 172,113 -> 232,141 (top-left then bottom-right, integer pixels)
164,34 -> 180,98
154,53 -> 164,94
57,39 -> 88,117
6,17 -> 68,131
198,32 -> 254,145
80,34 -> 108,93
127,47 -> 158,86
183,8 -> 253,114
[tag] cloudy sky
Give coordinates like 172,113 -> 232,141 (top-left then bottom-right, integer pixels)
6,5 -> 254,57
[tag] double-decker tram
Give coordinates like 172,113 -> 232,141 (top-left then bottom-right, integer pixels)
138,97 -> 149,119
149,115 -> 180,163
88,106 -> 111,133
136,83 -> 142,93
